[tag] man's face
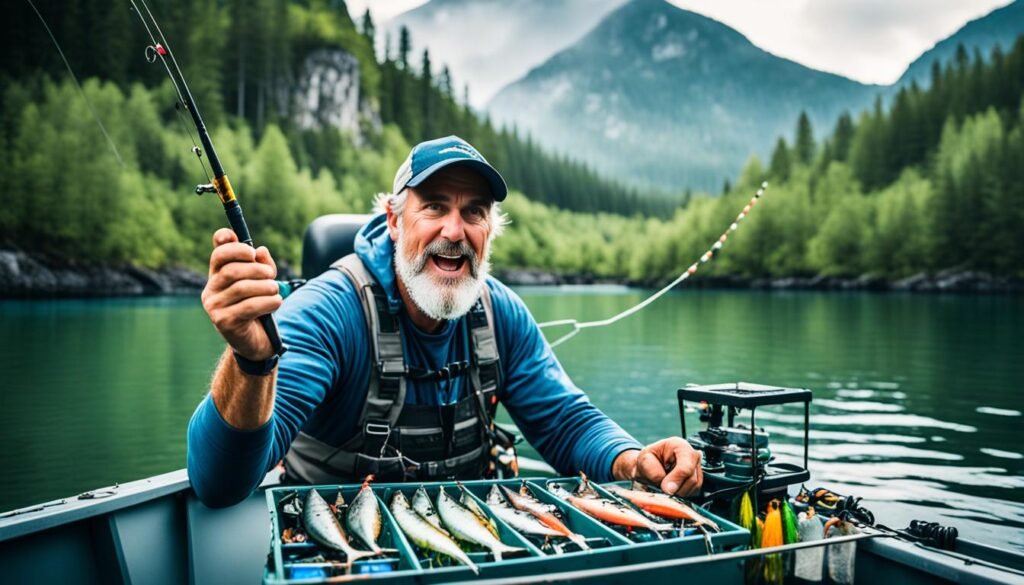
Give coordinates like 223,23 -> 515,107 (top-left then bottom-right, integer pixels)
387,166 -> 494,321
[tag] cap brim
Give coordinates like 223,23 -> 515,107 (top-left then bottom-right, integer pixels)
406,158 -> 508,202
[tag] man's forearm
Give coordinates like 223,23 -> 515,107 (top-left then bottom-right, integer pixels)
210,346 -> 277,430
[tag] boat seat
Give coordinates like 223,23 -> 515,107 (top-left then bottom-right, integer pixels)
301,213 -> 373,278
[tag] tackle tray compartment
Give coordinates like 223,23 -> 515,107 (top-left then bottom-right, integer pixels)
264,478 -> 750,584
264,484 -> 423,584
377,483 -> 542,577
585,479 -> 750,559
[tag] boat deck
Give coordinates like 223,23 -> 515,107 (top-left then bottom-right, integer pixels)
1,470 -> 1022,585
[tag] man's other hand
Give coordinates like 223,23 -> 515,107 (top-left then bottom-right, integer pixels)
614,437 -> 704,497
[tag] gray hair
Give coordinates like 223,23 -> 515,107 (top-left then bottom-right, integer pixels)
373,190 -> 509,241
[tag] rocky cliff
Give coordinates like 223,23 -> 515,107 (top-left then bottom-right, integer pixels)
278,48 -> 379,140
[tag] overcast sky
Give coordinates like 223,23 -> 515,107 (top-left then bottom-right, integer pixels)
345,0 -> 1013,84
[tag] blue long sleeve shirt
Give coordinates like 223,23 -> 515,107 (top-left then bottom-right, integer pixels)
187,214 -> 642,507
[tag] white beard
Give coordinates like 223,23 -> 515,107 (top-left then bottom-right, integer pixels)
394,224 -> 490,322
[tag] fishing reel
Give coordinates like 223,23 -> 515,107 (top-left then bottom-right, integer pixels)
678,382 -> 811,503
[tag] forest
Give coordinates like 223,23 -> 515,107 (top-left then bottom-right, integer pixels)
1,0 -> 1022,282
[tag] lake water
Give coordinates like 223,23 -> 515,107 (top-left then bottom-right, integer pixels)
1,290 -> 1022,551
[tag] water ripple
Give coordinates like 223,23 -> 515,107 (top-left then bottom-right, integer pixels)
815,399 -> 905,412
976,406 -> 1022,417
758,411 -> 978,433
980,448 -> 1024,460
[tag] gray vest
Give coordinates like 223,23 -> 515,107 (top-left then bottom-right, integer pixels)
282,254 -> 503,483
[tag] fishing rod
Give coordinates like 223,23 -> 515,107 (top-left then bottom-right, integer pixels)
538,182 -> 768,348
129,0 -> 286,356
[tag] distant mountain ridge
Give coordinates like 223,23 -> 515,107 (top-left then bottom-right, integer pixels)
487,0 -> 879,192
897,0 -> 1023,89
386,0 -> 1024,194
383,0 -> 628,107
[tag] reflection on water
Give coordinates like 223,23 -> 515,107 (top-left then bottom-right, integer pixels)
1,290 -> 1022,553
512,288 -> 1024,552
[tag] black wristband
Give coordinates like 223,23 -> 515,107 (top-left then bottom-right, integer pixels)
232,350 -> 279,376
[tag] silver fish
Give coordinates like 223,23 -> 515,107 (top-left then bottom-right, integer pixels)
501,483 -> 590,550
485,485 -> 564,538
458,483 -> 499,538
390,490 -> 479,574
412,486 -> 448,534
302,489 -> 378,568
437,486 -> 524,561
346,475 -> 383,554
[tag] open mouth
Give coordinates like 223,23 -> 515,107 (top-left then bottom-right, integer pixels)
431,253 -> 467,273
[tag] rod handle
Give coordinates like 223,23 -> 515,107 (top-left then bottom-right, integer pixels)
224,200 -> 287,356
258,313 -> 286,356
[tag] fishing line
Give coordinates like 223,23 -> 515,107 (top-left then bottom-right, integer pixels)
538,182 -> 768,348
131,0 -> 214,183
25,0 -> 126,168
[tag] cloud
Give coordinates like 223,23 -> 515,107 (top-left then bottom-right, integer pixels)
668,0 -> 1013,84
346,0 -> 427,24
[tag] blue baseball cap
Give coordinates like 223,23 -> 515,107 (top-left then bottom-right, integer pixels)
392,135 -> 508,201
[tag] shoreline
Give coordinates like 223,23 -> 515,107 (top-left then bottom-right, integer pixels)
0,249 -> 206,298
497,268 -> 1024,294
2,249 -> 1021,298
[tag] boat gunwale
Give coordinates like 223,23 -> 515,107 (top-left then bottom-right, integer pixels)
0,469 -> 191,542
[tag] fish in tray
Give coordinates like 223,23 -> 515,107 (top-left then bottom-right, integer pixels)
458,483 -> 500,539
390,490 -> 480,574
604,484 -> 721,532
345,475 -> 397,555
549,474 -> 673,538
302,489 -> 380,569
436,485 -> 526,561
485,485 -> 565,540
412,486 -> 448,534
500,483 -> 591,550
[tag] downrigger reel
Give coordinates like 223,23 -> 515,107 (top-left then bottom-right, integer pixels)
678,382 -> 812,505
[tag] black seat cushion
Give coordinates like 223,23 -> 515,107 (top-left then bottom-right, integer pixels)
301,214 -> 373,278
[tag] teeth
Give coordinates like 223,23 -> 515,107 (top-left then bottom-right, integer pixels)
436,254 -> 462,260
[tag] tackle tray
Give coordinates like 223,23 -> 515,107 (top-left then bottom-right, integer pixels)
263,478 -> 747,584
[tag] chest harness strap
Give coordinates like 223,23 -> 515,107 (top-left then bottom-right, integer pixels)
282,254 -> 507,484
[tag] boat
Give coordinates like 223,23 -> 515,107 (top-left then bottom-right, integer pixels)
2,216 -> 1023,584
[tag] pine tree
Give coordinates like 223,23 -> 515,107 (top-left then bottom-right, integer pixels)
420,49 -> 434,139
439,66 -> 453,98
361,9 -> 375,47
398,26 -> 411,70
831,112 -> 854,162
795,111 -> 815,165
769,138 -> 791,182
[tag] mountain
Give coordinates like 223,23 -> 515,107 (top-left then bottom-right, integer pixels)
383,0 -> 628,107
487,0 -> 880,193
897,0 -> 1024,89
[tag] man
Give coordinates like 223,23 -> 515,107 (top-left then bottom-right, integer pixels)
188,135 -> 703,507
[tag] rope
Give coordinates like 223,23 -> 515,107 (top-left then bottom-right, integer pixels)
538,182 -> 768,347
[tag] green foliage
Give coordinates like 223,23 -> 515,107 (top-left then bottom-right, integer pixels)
2,4 -> 1022,283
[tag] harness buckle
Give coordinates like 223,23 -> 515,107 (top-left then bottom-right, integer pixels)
365,421 -> 391,437
378,360 -> 406,376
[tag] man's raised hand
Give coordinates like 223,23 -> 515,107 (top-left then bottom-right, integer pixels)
201,228 -> 282,361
